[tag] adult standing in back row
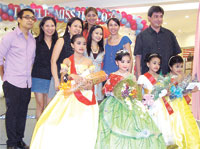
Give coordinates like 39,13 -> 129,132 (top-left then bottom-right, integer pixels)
134,6 -> 181,78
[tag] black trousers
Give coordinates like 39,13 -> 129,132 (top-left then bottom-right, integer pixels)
3,81 -> 31,146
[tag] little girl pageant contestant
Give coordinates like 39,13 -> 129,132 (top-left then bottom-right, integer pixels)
30,34 -> 100,149
166,55 -> 200,148
95,50 -> 166,149
85,25 -> 105,103
137,53 -> 175,147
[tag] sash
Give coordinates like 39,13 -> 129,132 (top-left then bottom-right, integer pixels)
183,95 -> 191,105
144,72 -> 174,115
69,55 -> 96,105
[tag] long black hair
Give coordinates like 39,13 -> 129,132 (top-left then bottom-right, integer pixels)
38,16 -> 58,42
87,25 -> 104,56
107,17 -> 120,27
63,17 -> 84,39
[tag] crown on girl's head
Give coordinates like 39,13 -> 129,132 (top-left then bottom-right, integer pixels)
116,48 -> 129,54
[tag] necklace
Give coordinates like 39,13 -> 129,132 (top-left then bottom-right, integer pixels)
91,46 -> 99,54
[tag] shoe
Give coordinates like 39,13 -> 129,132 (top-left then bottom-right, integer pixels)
17,141 -> 29,149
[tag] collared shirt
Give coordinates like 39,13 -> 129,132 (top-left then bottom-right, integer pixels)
134,26 -> 181,75
0,27 -> 36,88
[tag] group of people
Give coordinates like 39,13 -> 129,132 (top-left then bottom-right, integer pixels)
0,4 -> 199,149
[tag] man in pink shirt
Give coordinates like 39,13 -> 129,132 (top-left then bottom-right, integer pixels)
0,8 -> 36,149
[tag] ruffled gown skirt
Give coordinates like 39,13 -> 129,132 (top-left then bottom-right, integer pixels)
30,90 -> 99,149
168,97 -> 200,149
95,96 -> 166,149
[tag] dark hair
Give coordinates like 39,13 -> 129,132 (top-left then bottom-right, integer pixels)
168,55 -> 183,67
148,6 -> 164,17
144,53 -> 162,63
63,17 -> 83,38
107,18 -> 120,27
37,16 -> 58,42
84,7 -> 98,30
71,34 -> 85,44
115,49 -> 130,61
17,8 -> 35,19
87,25 -> 104,56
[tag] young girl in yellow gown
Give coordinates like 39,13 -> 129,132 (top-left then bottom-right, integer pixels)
30,34 -> 99,149
167,55 -> 200,149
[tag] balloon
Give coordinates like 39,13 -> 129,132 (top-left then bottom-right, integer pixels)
116,13 -> 122,20
0,16 -> 2,22
121,11 -> 127,18
130,19 -> 136,26
143,25 -> 148,30
121,18 -> 127,24
30,3 -> 37,9
9,16 -> 14,21
141,20 -> 147,25
101,9 -> 107,13
111,10 -> 116,15
80,7 -> 86,12
137,23 -> 143,30
75,7 -> 80,11
125,22 -> 130,28
2,13 -> 9,20
65,6 -> 70,10
126,14 -> 132,21
96,8 -> 102,12
2,5 -> 8,12
131,24 -> 137,30
135,30 -> 141,36
136,17 -> 142,23
0,4 -> 2,9
54,5 -> 60,10
8,3 -> 14,9
8,9 -> 14,16
0,8 -> 2,15
36,5 -> 43,11
14,5 -> 20,12
25,5 -> 30,9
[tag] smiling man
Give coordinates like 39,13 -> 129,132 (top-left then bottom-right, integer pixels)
0,8 -> 36,149
134,6 -> 181,77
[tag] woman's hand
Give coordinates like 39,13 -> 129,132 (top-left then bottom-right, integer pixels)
54,78 -> 60,91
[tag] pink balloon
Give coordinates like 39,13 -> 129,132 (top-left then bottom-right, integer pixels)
8,3 -> 14,10
54,5 -> 60,10
2,13 -> 9,20
138,16 -> 142,19
81,7 -> 86,12
36,5 -> 43,10
141,20 -> 147,25
130,19 -> 136,26
14,5 -> 20,12
59,7 -> 65,11
126,14 -> 132,21
0,8 -> 2,15
30,3 -> 37,9
102,9 -> 107,13
143,25 -> 148,30
96,8 -> 102,12
121,11 -> 127,18
131,24 -> 137,30
9,16 -> 14,21
75,7 -> 80,11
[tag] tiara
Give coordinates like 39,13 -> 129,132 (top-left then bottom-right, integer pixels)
148,53 -> 159,58
168,55 -> 176,67
116,48 -> 129,54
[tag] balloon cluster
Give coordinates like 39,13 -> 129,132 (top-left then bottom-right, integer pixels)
0,3 -> 148,35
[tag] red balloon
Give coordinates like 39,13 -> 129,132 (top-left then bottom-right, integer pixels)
96,8 -> 102,12
36,5 -> 43,11
101,9 -> 107,13
75,7 -> 80,11
143,25 -> 148,30
80,7 -> 86,12
8,3 -> 14,9
121,11 -> 127,18
131,24 -> 137,30
30,3 -> 37,9
59,7 -> 65,11
54,5 -> 60,10
120,22 -> 125,26
0,8 -> 2,15
2,13 -> 9,20
130,19 -> 136,26
141,20 -> 147,25
138,16 -> 142,19
9,16 -> 14,21
116,10 -> 120,13
126,14 -> 132,21
14,5 -> 20,12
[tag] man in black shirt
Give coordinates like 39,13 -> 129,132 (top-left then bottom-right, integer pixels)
134,6 -> 181,77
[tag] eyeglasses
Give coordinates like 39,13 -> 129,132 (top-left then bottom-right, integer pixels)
22,15 -> 36,21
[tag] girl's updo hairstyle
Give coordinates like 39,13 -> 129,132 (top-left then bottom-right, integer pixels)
168,55 -> 183,67
144,53 -> 162,63
107,17 -> 120,27
115,49 -> 130,61
71,34 -> 84,44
